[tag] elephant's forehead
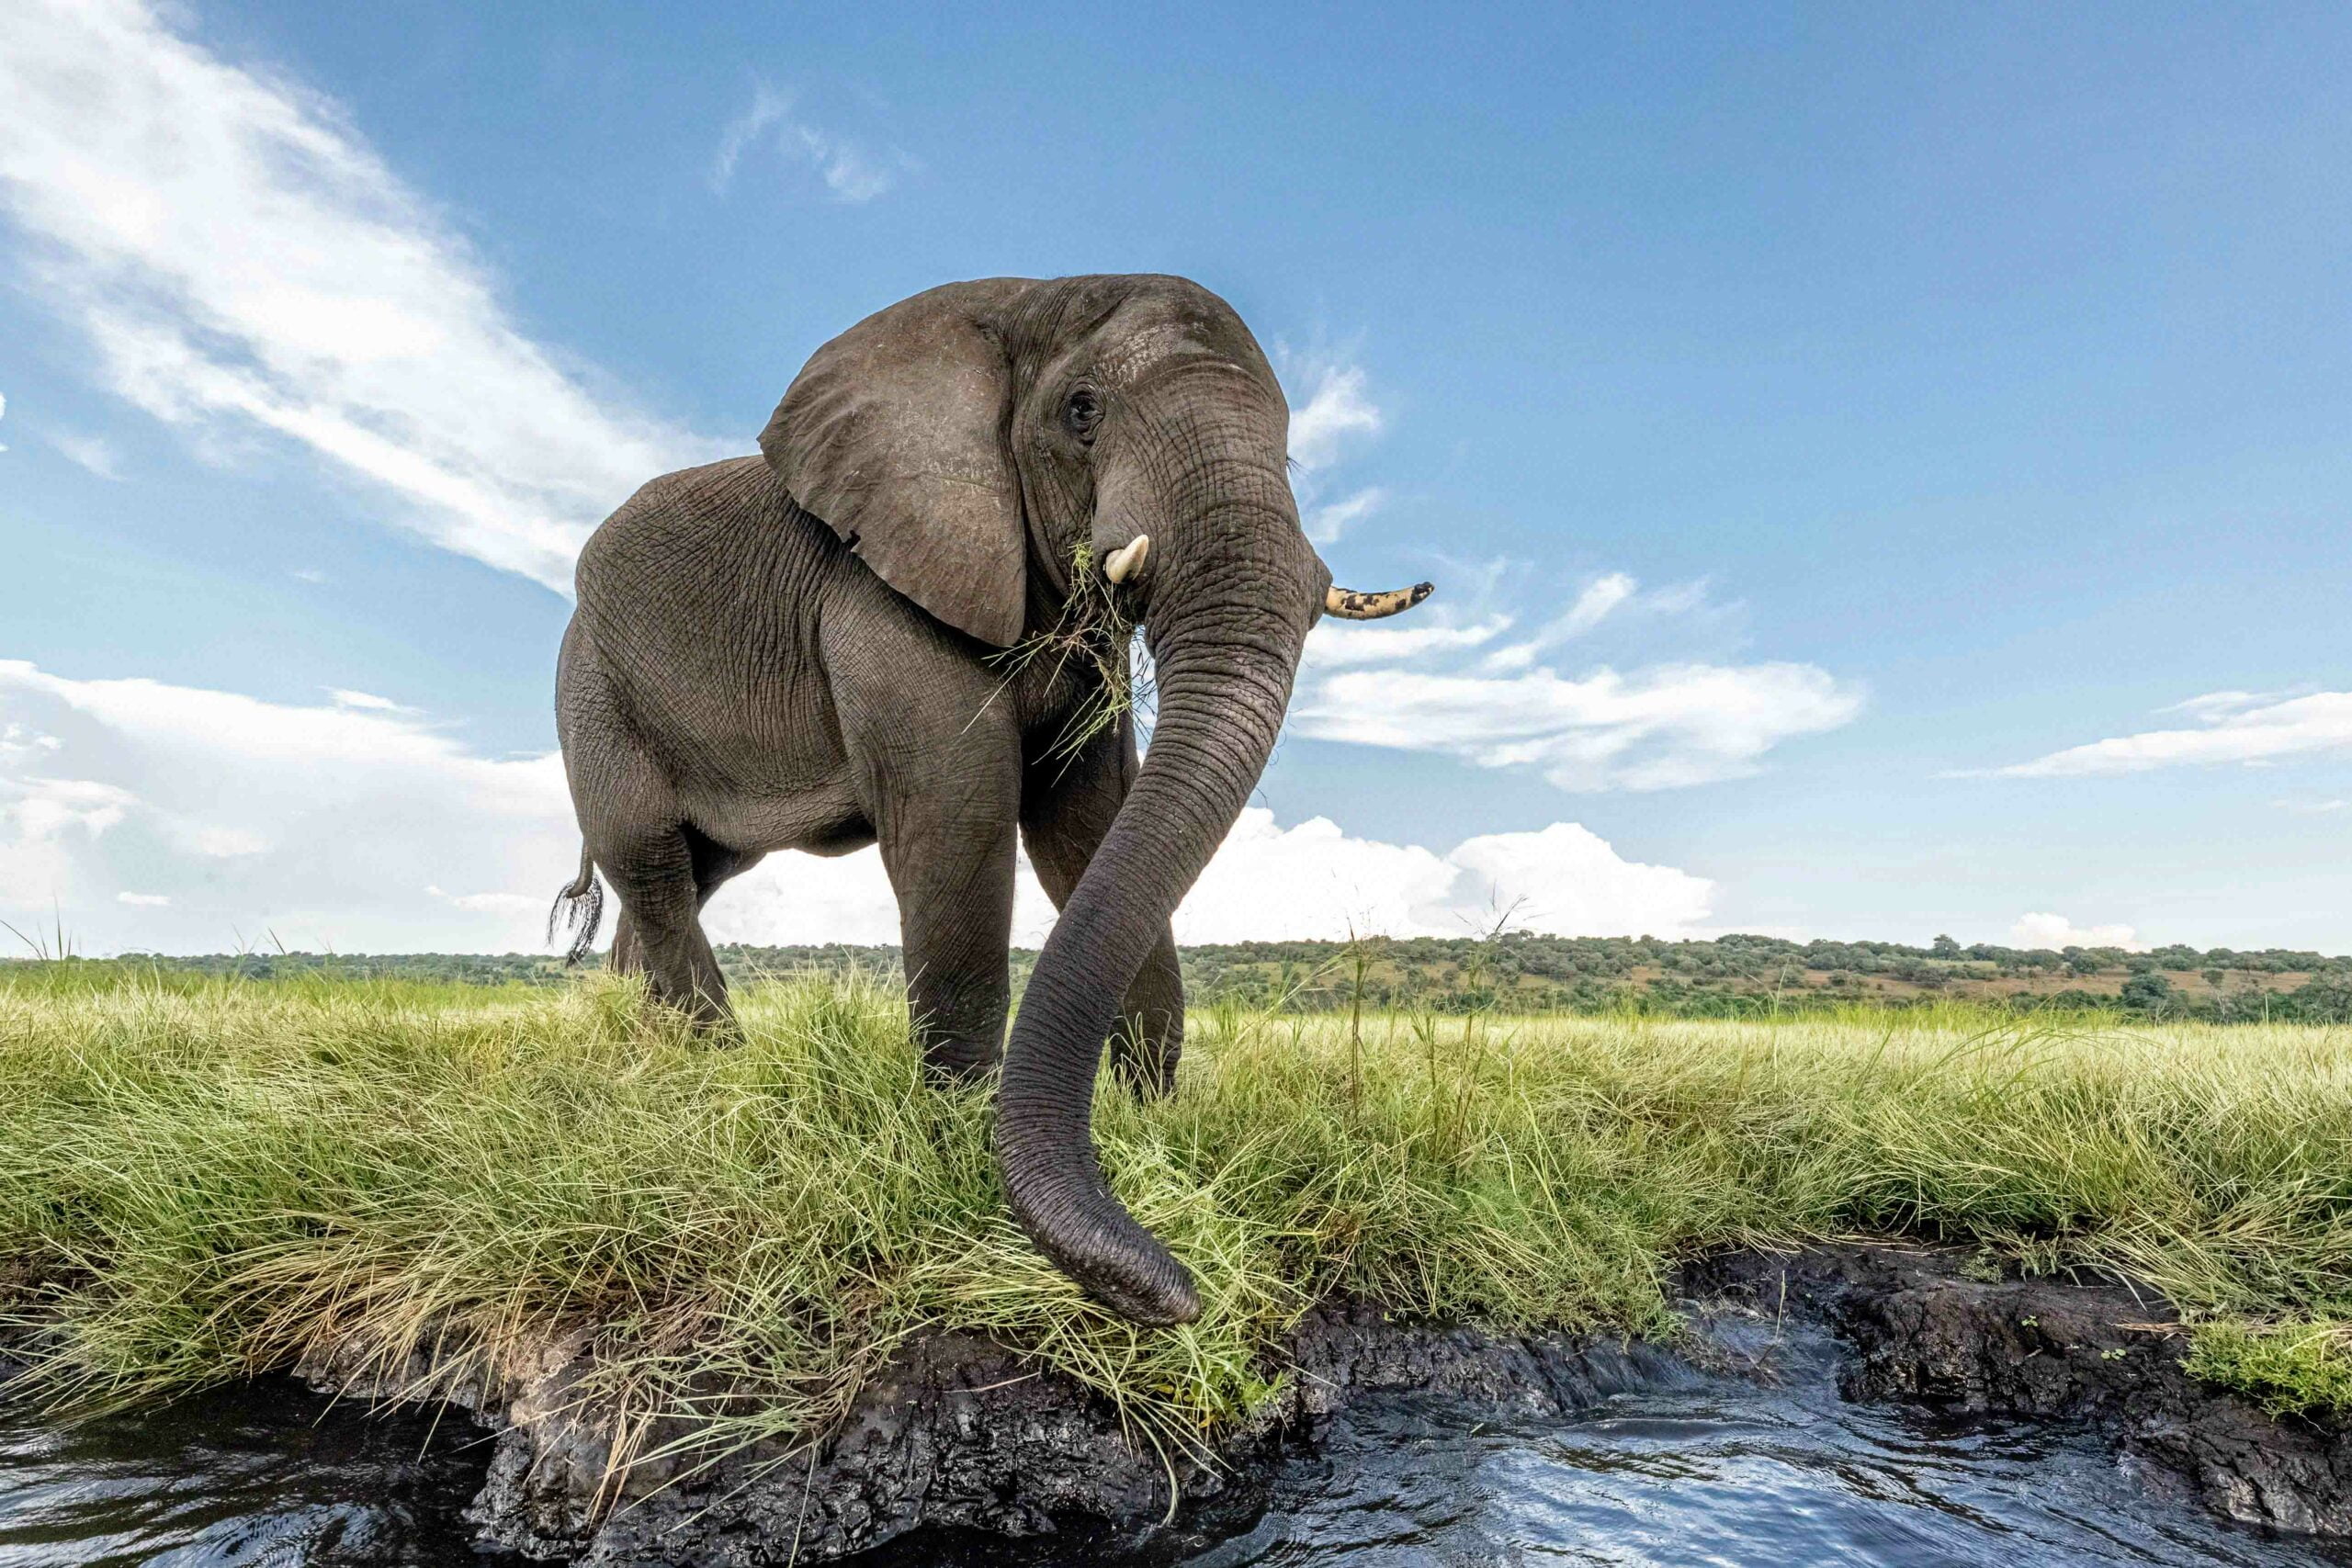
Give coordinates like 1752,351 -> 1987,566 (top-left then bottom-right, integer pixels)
1098,321 -> 1203,385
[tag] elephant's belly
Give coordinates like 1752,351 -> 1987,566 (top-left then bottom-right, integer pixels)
683,774 -> 875,860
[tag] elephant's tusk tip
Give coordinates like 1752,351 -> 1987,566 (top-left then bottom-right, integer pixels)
1104,534 -> 1150,584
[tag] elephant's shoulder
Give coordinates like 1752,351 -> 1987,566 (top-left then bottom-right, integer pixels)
611,455 -> 777,520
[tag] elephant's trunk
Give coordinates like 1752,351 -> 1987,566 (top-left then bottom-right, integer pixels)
996,565 -> 1307,1325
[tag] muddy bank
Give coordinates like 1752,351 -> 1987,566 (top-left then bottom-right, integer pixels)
290,1245 -> 2347,1563
299,1309 -> 1688,1564
1686,1245 -> 2352,1537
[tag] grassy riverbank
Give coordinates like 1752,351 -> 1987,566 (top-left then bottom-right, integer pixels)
2,967 -> 2346,1463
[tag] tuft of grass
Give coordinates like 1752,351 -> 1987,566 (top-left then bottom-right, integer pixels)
1,969 -> 2348,1479
2185,1319 -> 2352,1424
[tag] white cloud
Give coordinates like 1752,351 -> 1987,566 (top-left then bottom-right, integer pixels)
0,660 -> 1719,953
1558,572 -> 1636,637
1285,359 -> 1384,472
44,429 -> 124,479
1295,571 -> 1860,792
1175,812 -> 1713,942
1305,616 -> 1512,671
708,84 -> 900,203
1304,484 -> 1385,546
1478,572 -> 1642,674
1,723 -> 64,759
2278,797 -> 2349,816
1991,690 -> 2352,778
0,774 -> 136,906
1296,659 -> 1863,792
327,688 -> 412,713
0,0 -> 719,592
0,658 -> 574,948
0,389 -> 9,451
2010,912 -> 2146,953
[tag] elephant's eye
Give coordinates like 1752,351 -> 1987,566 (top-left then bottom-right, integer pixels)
1063,387 -> 1103,443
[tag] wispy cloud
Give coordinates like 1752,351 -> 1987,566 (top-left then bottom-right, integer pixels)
709,84 -> 902,203
2010,911 -> 2146,952
1297,572 -> 1861,791
44,429 -> 125,479
1988,690 -> 2352,778
1305,616 -> 1514,671
1298,660 -> 1861,792
1277,351 -> 1392,544
0,0 -> 720,592
1303,484 -> 1386,547
1476,572 -> 1644,674
326,688 -> 413,713
1285,360 -> 1384,469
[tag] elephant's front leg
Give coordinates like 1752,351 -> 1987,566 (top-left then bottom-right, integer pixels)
845,682 -> 1023,1086
1020,713 -> 1184,1096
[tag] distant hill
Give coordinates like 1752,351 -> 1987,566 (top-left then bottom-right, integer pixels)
23,931 -> 2352,1022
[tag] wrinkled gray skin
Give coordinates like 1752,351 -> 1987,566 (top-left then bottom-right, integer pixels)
553,275 -> 1428,1325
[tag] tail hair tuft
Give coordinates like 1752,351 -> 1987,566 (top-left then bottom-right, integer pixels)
548,847 -> 606,966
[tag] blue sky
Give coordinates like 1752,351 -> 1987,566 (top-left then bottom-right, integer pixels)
3,0 -> 2347,955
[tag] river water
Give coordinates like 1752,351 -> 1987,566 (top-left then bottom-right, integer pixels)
3,1324 -> 2343,1567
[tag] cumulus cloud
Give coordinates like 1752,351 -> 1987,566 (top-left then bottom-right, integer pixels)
1988,690 -> 2352,778
1295,576 -> 1861,792
1175,811 -> 1714,942
0,0 -> 720,592
0,659 -> 572,948
709,84 -> 901,203
0,660 -> 1719,953
2009,912 -> 2146,952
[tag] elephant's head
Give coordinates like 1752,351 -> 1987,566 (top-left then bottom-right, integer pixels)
761,275 -> 1430,1325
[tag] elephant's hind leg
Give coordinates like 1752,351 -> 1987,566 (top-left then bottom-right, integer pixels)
607,829 -> 763,1008
579,757 -> 732,1030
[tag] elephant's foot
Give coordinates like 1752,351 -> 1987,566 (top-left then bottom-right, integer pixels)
919,1035 -> 1001,1088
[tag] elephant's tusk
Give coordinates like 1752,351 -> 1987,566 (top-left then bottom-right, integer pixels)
1104,535 -> 1150,584
1324,581 -> 1434,620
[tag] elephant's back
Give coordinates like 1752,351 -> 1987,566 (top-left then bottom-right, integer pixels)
571,455 -> 852,792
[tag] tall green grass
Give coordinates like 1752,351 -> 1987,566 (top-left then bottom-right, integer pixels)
1,968 -> 2346,1472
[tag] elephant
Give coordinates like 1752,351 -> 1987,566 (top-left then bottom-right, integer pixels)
548,275 -> 1431,1325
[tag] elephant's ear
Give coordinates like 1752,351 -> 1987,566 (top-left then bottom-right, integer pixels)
761,278 -> 1036,648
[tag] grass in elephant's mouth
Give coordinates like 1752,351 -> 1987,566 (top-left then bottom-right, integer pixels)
2,969 -> 2349,1483
988,541 -> 1145,762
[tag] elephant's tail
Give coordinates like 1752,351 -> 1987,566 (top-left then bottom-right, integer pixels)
548,844 -> 605,966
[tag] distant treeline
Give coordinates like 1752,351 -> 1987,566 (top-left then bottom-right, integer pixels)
32,931 -> 2352,1022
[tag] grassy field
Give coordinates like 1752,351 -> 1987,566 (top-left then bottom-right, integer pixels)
1,964 -> 2347,1472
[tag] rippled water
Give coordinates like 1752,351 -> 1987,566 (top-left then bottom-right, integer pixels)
4,1325 -> 2345,1566
0,1382 -> 514,1567
1151,1325 -> 2351,1568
